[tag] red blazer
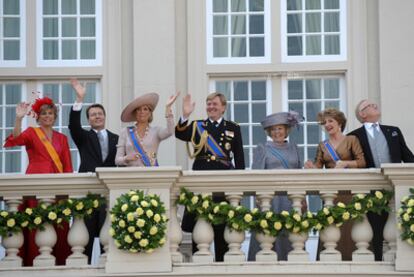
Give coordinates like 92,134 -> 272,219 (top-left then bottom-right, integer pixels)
4,127 -> 73,173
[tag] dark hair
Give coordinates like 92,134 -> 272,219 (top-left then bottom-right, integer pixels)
86,104 -> 106,119
317,108 -> 347,132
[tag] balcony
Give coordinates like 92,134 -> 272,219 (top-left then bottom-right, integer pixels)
0,164 -> 413,277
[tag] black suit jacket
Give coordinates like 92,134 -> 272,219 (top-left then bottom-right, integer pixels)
69,108 -> 119,172
348,124 -> 414,168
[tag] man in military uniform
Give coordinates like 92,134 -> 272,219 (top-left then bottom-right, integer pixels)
175,92 -> 245,261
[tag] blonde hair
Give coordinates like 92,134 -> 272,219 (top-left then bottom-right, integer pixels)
36,104 -> 58,123
135,105 -> 153,123
206,92 -> 227,107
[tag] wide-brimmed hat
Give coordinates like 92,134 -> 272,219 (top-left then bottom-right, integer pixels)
261,111 -> 303,129
120,92 -> 159,122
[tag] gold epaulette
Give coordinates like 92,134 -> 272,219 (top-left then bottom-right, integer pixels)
186,120 -> 208,159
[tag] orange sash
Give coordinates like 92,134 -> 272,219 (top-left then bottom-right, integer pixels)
33,127 -> 63,173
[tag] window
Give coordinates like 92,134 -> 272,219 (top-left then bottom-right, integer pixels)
37,0 -> 102,66
40,80 -> 100,171
283,76 -> 345,163
212,79 -> 270,167
0,83 -> 25,173
207,0 -> 271,64
0,0 -> 25,66
281,0 -> 346,62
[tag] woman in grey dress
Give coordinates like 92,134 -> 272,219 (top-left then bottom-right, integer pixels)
248,111 -> 302,261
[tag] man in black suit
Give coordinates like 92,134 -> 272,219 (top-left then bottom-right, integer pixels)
349,99 -> 414,261
69,78 -> 119,263
175,92 -> 245,261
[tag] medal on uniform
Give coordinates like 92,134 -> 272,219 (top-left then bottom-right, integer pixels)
225,142 -> 231,150
225,130 -> 234,137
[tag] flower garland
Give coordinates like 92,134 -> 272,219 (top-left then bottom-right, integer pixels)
177,188 -> 393,235
398,188 -> 414,245
109,190 -> 168,253
0,194 -> 104,237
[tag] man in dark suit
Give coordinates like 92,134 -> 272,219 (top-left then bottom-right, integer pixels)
175,92 -> 245,261
349,99 -> 414,261
69,78 -> 119,263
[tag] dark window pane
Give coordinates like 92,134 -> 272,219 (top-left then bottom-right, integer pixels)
43,40 -> 58,59
325,0 -> 339,9
42,84 -> 59,102
253,125 -> 266,144
325,35 -> 340,54
213,0 -> 228,12
243,147 -> 250,168
43,0 -> 58,15
324,79 -> 339,98
288,80 -> 303,99
251,81 -> 266,100
288,102 -> 303,115
252,103 -> 266,122
43,18 -> 58,37
231,37 -> 246,57
287,0 -> 302,10
325,12 -> 339,32
306,0 -> 321,10
81,18 -> 95,36
5,84 -> 21,104
5,152 -> 21,173
287,14 -> 302,33
80,0 -> 95,14
249,37 -> 264,57
250,15 -> 264,34
62,18 -> 77,37
214,37 -> 228,57
234,103 -> 249,123
80,40 -> 95,59
325,101 -> 339,109
306,102 -> 321,122
307,124 -> 322,144
306,35 -> 321,55
249,0 -> 264,11
231,0 -> 246,12
216,81 -> 231,100
234,81 -> 248,100
62,40 -> 77,59
289,124 -> 304,144
4,18 -> 20,37
306,79 -> 321,99
213,15 -> 228,35
62,0 -> 76,14
308,146 -> 318,162
240,125 -> 249,144
232,15 -> 246,34
4,41 -> 19,60
306,13 -> 321,33
288,36 -> 302,55
4,0 -> 19,15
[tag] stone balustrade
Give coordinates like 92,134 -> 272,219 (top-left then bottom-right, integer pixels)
0,165 -> 413,277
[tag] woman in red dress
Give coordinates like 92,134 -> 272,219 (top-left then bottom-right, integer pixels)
4,97 -> 73,266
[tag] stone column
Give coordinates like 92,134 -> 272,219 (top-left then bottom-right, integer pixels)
224,192 -> 245,262
383,195 -> 397,262
319,192 -> 341,261
287,193 -> 309,261
255,192 -> 277,262
169,191 -> 183,263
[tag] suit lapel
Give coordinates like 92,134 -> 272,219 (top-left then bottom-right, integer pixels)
89,129 -> 103,161
358,127 -> 375,166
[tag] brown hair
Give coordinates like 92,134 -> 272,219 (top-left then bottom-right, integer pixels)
317,108 -> 347,132
206,92 -> 227,107
36,104 -> 58,123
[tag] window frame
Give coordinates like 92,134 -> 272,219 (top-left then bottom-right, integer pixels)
0,0 -> 26,67
281,0 -> 347,63
206,0 -> 271,64
36,0 -> 102,67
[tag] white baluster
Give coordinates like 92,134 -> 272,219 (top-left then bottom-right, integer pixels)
351,214 -> 374,261
255,192 -> 277,262
99,195 -> 110,266
383,196 -> 397,262
287,193 -> 309,261
33,198 -> 57,267
66,217 -> 89,266
319,193 -> 341,261
224,193 -> 245,262
170,191 -> 183,263
0,198 -> 24,268
192,218 -> 214,262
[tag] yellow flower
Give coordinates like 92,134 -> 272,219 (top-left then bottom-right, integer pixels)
154,214 -> 161,223
150,199 -> 158,207
375,191 -> 383,199
367,199 -> 373,208
21,221 -> 29,227
407,208 -> 413,214
129,248 -> 138,253
76,202 -> 84,210
162,214 -> 167,222
397,223 -> 402,230
128,190 -> 137,196
179,193 -> 186,201
121,204 -> 128,212
244,214 -> 252,223
407,238 -> 414,245
119,220 -> 126,228
252,208 -> 259,214
131,195 -> 139,202
159,237 -> 166,245
354,202 -> 362,211
124,235 -> 132,244
126,213 -> 134,221
136,207 -> 144,216
285,223 -> 292,229
140,201 -> 149,207
293,213 -> 301,222
403,213 -> 410,222
273,222 -> 282,230
265,211 -> 273,219
228,210 -> 235,219
307,211 -> 313,218
93,199 -> 99,208
220,201 -> 227,206
213,206 -> 220,214
232,223 -> 239,229
327,216 -> 334,225
410,224 -> 414,233
139,239 -> 149,247
25,208 -> 33,215
34,217 -> 42,225
201,193 -> 209,199
281,210 -> 289,217
87,209 -> 93,215
48,212 -> 57,220
408,199 -> 414,207
202,200 -> 209,209
137,219 -> 145,227
110,214 -> 116,222
191,196 -> 199,205
109,228 -> 115,236
41,204 -> 47,210
208,214 -> 214,221
336,222 -> 343,227
315,223 -> 322,230
264,229 -> 270,235
134,231 -> 142,239
236,205 -> 243,211
114,240 -> 121,247
67,199 -> 73,204
342,212 -> 350,220
128,226 -> 135,233
356,193 -> 365,199
337,202 -> 345,208
7,218 -> 15,227
293,227 -> 300,233
146,249 -> 154,254
146,209 -> 154,218
63,208 -> 71,216
301,220 -> 309,228
260,220 -> 268,229
150,226 -> 158,235
57,218 -> 62,224
0,211 -> 8,217
323,207 -> 330,215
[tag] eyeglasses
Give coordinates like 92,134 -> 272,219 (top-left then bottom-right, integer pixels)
360,103 -> 377,112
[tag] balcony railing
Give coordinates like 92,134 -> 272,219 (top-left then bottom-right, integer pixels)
0,164 -> 413,277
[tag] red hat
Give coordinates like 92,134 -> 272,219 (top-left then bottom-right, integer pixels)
31,97 -> 54,115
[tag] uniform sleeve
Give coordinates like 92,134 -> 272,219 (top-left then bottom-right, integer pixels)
349,135 -> 366,168
233,124 -> 245,169
251,144 -> 266,169
396,127 -> 414,162
115,128 -> 128,166
4,128 -> 32,148
61,135 -> 73,173
314,143 -> 325,169
175,119 -> 193,142
157,115 -> 175,141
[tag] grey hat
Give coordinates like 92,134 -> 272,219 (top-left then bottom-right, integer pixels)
261,111 -> 303,129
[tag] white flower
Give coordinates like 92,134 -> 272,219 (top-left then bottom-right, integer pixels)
301,220 -> 309,228
323,207 -> 330,215
356,194 -> 365,199
327,216 -> 334,225
34,217 -> 42,225
118,220 -> 126,228
403,213 -> 410,222
281,211 -> 289,217
140,201 -> 149,207
293,227 -> 300,233
228,210 -> 235,219
260,220 -> 268,229
136,207 -> 144,215
315,223 -> 322,230
337,202 -> 345,208
124,235 -> 132,244
265,211 -> 273,219
251,208 -> 259,214
179,193 -> 186,201
202,200 -> 209,209
154,214 -> 161,223
244,214 -> 252,223
48,212 -> 57,220
137,219 -> 145,227
146,209 -> 154,218
191,196 -> 199,205
7,218 -> 15,227
293,213 -> 301,222
410,224 -> 414,233
134,231 -> 142,239
121,204 -> 128,212
109,228 -> 115,236
232,223 -> 239,229
128,226 -> 135,233
131,195 -> 139,202
273,222 -> 282,230
375,191 -> 383,199
213,206 -> 220,214
150,226 -> 158,235
354,202 -> 362,211
25,208 -> 33,215
342,212 -> 350,220
159,237 -> 166,245
127,212 -> 135,221
306,211 -> 313,218
76,202 -> 84,210
150,199 -> 158,207
408,199 -> 414,207
139,239 -> 149,247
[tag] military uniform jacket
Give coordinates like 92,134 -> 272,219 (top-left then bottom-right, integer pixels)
175,118 -> 245,170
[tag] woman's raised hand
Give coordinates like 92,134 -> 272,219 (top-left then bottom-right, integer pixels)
182,93 -> 195,119
166,91 -> 180,108
16,102 -> 30,119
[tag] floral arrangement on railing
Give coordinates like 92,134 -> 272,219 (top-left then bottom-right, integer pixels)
0,194 -> 104,237
398,188 -> 414,245
177,188 -> 393,235
109,190 -> 168,253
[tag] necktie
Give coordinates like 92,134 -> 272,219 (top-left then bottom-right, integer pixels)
97,130 -> 108,162
372,123 -> 380,138
212,121 -> 219,127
